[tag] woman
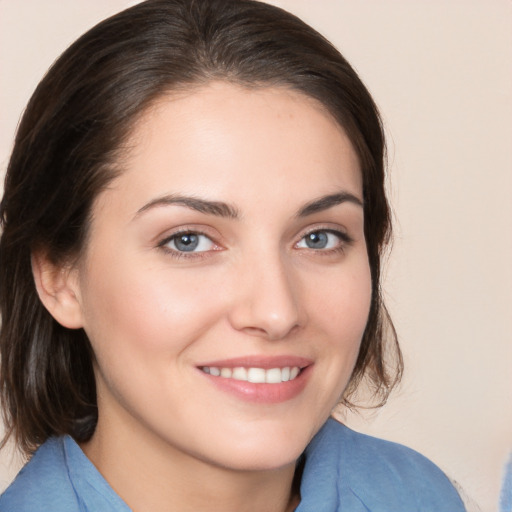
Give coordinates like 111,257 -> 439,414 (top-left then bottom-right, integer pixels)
0,1 -> 466,510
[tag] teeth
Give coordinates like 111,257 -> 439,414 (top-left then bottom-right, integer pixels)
201,366 -> 301,383
265,368 -> 282,384
232,367 -> 247,380
220,368 -> 232,378
248,367 -> 265,383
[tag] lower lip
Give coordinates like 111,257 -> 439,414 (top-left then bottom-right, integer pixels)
199,366 -> 312,404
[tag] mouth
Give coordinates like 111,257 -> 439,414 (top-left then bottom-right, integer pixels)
196,356 -> 312,403
200,366 -> 302,384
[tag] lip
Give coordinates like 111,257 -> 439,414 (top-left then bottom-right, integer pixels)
196,355 -> 313,369
196,355 -> 314,404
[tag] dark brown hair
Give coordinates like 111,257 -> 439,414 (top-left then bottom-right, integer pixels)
0,0 -> 402,455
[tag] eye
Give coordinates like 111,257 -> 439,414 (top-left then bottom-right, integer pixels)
162,232 -> 216,253
296,230 -> 346,250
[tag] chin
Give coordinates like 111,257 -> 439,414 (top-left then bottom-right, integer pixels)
214,446 -> 303,473
201,422 -> 315,472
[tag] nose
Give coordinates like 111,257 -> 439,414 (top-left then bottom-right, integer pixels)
227,252 -> 303,341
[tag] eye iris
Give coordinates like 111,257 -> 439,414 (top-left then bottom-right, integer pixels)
306,231 -> 328,249
174,233 -> 199,252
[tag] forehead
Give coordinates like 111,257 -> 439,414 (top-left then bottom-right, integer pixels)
99,82 -> 362,214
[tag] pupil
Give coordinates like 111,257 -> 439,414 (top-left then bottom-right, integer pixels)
175,234 -> 199,252
306,232 -> 328,249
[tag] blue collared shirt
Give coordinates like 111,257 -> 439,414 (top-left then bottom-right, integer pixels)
0,418 -> 466,511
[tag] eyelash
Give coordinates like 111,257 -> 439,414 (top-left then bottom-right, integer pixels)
157,228 -> 219,260
157,227 -> 353,260
296,228 -> 353,255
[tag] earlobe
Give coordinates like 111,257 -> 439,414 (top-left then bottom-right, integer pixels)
31,251 -> 84,329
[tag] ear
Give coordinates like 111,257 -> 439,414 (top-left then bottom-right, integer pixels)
31,251 -> 84,329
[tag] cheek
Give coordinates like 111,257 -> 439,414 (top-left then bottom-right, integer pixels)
312,258 -> 372,343
78,258 -> 226,366
295,254 -> 372,424
309,254 -> 372,394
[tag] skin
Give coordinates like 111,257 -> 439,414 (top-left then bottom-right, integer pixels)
42,82 -> 372,512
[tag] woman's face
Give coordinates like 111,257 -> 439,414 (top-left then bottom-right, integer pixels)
74,82 -> 371,471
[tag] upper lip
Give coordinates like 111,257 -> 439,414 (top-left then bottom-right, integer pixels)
196,355 -> 313,369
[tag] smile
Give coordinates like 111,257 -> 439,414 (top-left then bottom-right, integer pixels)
200,366 -> 301,383
197,356 -> 313,403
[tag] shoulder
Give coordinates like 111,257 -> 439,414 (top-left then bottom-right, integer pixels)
0,437 -> 81,512
299,418 -> 466,512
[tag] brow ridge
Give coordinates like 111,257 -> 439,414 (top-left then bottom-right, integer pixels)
136,191 -> 361,221
297,192 -> 363,217
135,194 -> 240,219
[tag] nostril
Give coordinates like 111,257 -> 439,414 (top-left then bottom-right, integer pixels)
242,326 -> 269,337
240,322 -> 300,342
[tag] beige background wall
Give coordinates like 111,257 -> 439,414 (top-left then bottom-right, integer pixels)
1,2 -> 511,511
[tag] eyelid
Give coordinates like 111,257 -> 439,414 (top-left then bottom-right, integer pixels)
156,224 -> 220,245
157,226 -> 224,258
166,233 -> 214,251
294,226 -> 354,253
297,225 -> 353,243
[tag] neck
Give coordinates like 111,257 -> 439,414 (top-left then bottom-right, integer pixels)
82,413 -> 300,512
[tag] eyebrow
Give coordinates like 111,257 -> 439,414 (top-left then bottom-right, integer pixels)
296,192 -> 363,217
135,194 -> 240,219
135,190 -> 362,221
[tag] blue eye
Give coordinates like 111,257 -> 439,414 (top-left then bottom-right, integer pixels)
297,230 -> 345,250
164,232 -> 215,253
